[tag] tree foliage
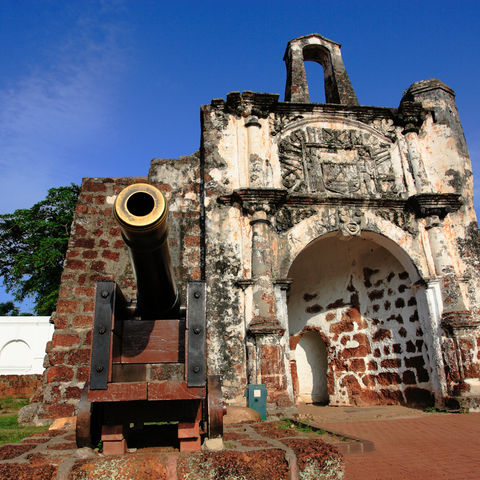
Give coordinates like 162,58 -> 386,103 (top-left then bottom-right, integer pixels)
0,185 -> 80,315
0,301 -> 19,316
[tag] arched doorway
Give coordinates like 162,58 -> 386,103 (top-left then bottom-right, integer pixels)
287,232 -> 434,407
296,330 -> 329,404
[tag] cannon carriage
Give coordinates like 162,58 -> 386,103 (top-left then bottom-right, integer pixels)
76,183 -> 224,454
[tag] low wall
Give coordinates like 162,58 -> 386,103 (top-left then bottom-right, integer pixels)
0,374 -> 43,399
0,317 -> 53,375
0,316 -> 53,398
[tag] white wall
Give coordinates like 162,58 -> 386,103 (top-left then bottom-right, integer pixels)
0,317 -> 53,374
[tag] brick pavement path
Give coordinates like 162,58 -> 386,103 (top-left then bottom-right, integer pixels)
323,413 -> 480,480
0,420 -> 346,479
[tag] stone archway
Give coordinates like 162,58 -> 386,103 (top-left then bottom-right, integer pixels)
287,232 -> 434,407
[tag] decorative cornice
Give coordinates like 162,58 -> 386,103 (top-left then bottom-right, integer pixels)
441,311 -> 479,334
395,100 -> 428,134
274,278 -> 294,291
208,92 -> 432,138
406,193 -> 462,219
218,190 -> 462,234
221,91 -> 280,118
236,279 -> 254,290
218,188 -> 288,215
286,194 -> 409,208
219,189 -> 410,210
248,316 -> 285,336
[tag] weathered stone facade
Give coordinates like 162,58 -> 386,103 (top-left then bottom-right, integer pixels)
34,34 -> 480,422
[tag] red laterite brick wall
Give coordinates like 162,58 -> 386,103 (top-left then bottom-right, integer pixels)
37,153 -> 202,421
0,375 -> 42,399
36,177 -> 143,419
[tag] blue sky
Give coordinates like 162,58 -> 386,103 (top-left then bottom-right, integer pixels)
1,0 -> 479,311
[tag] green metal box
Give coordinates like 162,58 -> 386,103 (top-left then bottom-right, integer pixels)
245,384 -> 267,420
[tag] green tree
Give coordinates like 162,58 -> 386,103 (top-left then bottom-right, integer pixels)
0,184 -> 80,315
0,301 -> 20,316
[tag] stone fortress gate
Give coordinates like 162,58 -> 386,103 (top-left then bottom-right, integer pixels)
31,34 -> 480,423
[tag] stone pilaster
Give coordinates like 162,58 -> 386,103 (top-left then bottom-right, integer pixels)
408,194 -> 479,396
247,207 -> 290,406
415,279 -> 448,404
226,189 -> 291,405
396,99 -> 430,192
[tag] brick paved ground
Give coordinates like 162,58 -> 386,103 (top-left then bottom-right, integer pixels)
0,419 -> 346,479
2,407 -> 478,479
322,413 -> 480,480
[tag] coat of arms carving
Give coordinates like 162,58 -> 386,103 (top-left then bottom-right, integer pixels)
278,127 -> 399,196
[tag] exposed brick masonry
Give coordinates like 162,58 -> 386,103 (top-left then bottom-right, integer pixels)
37,168 -> 202,420
0,375 -> 42,399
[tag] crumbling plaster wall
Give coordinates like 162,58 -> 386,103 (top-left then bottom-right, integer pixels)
200,80 -> 479,407
201,109 -> 252,403
405,81 -> 480,397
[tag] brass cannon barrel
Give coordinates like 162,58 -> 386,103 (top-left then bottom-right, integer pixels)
114,183 -> 179,318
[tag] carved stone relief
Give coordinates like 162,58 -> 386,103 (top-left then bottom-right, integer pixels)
375,209 -> 417,235
278,127 -> 400,196
270,114 -> 304,137
371,118 -> 396,141
275,207 -> 317,233
337,207 -> 363,236
274,205 -> 365,235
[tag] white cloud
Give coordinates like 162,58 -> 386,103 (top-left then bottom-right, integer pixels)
0,8 -> 127,212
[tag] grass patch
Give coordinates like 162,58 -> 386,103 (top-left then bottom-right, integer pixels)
424,406 -> 448,413
277,418 -> 326,435
0,414 -> 48,446
0,398 -> 48,446
0,398 -> 29,413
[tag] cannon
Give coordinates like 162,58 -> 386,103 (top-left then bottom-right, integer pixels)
76,183 -> 224,454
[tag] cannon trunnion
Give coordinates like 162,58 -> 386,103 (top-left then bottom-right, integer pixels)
76,183 -> 224,454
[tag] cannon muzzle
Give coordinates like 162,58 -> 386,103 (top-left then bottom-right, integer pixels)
114,183 -> 179,318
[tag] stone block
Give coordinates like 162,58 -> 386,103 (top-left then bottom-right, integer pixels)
203,437 -> 224,451
102,439 -> 127,456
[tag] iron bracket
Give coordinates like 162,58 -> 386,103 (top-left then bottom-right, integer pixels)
90,281 -> 116,390
186,281 -> 206,387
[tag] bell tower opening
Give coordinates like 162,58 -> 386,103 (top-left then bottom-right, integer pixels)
284,33 -> 359,105
303,59 -> 327,103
